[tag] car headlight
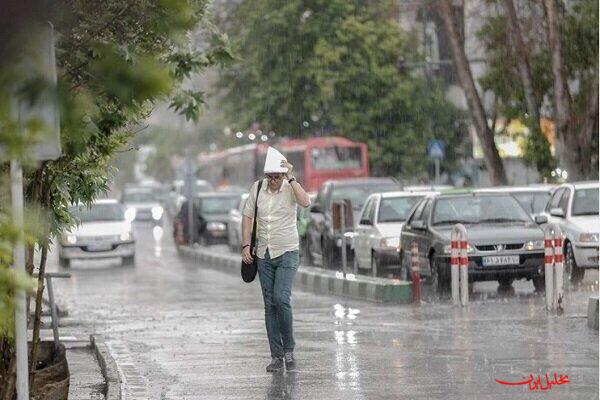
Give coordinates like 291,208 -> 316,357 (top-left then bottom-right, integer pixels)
443,243 -> 475,254
579,233 -> 599,243
120,230 -> 132,241
525,240 -> 544,251
65,234 -> 77,244
125,207 -> 136,222
380,237 -> 399,249
206,222 -> 226,231
151,206 -> 164,220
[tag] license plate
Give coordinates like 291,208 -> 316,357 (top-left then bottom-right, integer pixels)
87,243 -> 112,251
482,255 -> 520,266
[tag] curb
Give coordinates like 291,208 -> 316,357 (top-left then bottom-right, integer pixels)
179,245 -> 412,303
90,335 -> 122,400
588,296 -> 599,330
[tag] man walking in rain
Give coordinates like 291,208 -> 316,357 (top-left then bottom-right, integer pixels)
241,147 -> 311,372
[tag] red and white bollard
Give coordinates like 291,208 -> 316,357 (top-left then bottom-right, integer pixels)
411,241 -> 421,303
544,230 -> 555,310
451,224 -> 469,306
553,231 -> 564,312
544,223 -> 564,312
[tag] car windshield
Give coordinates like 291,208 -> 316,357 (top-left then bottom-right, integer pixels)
71,203 -> 124,223
199,197 -> 240,214
572,188 -> 599,216
432,195 -> 531,225
332,183 -> 399,210
511,191 -> 550,214
378,196 -> 423,223
122,191 -> 156,203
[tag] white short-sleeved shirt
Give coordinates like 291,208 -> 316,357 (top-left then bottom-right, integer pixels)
243,179 -> 298,259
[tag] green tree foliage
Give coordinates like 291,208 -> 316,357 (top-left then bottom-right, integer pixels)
478,0 -> 598,178
0,0 -> 231,393
218,0 -> 467,179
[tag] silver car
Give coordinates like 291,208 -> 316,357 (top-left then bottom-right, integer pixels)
353,191 -> 434,276
227,193 -> 249,252
542,181 -> 599,284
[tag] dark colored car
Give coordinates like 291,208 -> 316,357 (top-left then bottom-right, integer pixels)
307,177 -> 402,269
174,193 -> 242,246
399,192 -> 547,292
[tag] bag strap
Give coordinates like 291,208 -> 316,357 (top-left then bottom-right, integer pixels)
250,179 -> 263,254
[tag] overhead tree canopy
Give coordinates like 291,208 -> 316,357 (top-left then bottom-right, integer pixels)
218,0 -> 468,180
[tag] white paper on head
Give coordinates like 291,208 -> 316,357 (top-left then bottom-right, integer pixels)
263,146 -> 288,173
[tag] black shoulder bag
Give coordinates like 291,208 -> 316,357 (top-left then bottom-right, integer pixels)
241,179 -> 263,283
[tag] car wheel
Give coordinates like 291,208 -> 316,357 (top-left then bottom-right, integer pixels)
353,255 -> 360,273
371,251 -> 380,277
123,255 -> 135,266
430,255 -> 448,294
322,238 -> 333,269
307,237 -> 316,266
399,250 -> 410,281
497,278 -> 514,288
59,256 -> 70,269
199,234 -> 208,247
564,241 -> 585,285
532,276 -> 545,292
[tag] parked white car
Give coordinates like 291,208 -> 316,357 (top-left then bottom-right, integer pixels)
227,193 -> 249,252
542,181 -> 599,284
58,199 -> 135,267
353,191 -> 435,276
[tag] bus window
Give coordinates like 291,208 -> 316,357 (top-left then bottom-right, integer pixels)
311,146 -> 362,170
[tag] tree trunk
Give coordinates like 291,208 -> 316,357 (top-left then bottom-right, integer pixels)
542,0 -> 581,180
577,71 -> 599,178
29,239 -> 49,392
502,0 -> 540,122
438,0 -> 507,185
501,0 -> 554,177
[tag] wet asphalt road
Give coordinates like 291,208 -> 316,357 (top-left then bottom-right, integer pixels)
48,223 -> 599,400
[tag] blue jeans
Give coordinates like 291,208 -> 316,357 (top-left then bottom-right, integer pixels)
257,249 -> 299,359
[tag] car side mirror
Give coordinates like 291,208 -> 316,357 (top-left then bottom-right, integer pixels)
411,220 -> 426,230
534,215 -> 548,224
359,219 -> 372,226
550,208 -> 565,218
310,204 -> 323,214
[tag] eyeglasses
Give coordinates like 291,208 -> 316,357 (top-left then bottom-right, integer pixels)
265,174 -> 284,180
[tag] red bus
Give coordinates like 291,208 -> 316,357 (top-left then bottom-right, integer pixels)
197,136 -> 369,192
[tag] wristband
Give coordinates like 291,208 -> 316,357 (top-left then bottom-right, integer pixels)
241,244 -> 250,251
288,177 -> 296,184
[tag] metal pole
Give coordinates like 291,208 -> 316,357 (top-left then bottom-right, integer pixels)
435,158 -> 440,184
186,162 -> 195,247
340,201 -> 347,278
11,159 -> 29,400
45,276 -> 60,350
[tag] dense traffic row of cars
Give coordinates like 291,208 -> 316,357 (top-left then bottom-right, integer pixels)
304,179 -> 597,293
171,177 -> 598,293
